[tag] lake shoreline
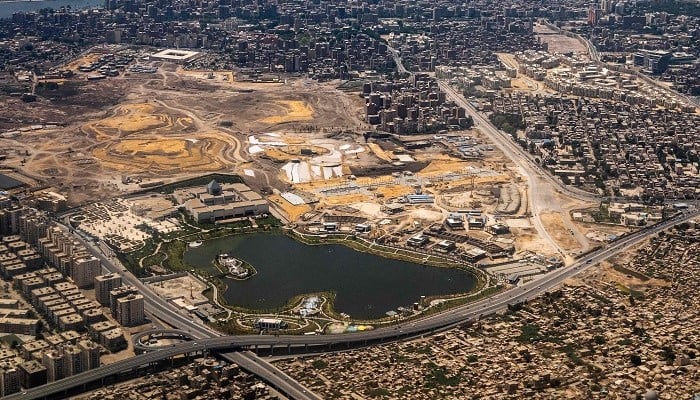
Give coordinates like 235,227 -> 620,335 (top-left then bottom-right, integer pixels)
183,230 -> 484,320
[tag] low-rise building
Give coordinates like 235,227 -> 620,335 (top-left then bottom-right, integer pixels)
0,317 -> 39,336
173,181 -> 269,224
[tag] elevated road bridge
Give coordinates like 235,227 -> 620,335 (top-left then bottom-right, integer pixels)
8,209 -> 697,400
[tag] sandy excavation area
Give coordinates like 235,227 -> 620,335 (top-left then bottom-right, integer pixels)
0,59 -> 367,205
260,100 -> 314,124
148,275 -> 209,305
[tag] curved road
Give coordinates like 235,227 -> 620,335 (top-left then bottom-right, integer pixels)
438,81 -> 586,256
20,48 -> 695,400
389,44 -> 597,256
11,209 -> 697,400
57,221 -> 321,399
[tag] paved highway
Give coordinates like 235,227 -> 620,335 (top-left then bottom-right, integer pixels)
57,221 -> 218,339
438,81 -> 599,203
541,19 -> 699,109
10,209 -> 697,400
55,221 -> 320,399
221,352 -> 322,400
32,50 -> 695,399
19,49 -> 694,400
390,44 -> 597,256
438,81 -> 588,256
390,39 -> 599,206
387,45 -> 408,75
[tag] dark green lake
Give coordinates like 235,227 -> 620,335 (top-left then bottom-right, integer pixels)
183,233 -> 476,319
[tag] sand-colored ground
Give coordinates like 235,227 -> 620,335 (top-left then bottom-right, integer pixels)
2,62 -> 367,205
539,212 -> 581,251
63,53 -> 102,72
367,143 -> 394,162
510,78 -> 538,91
375,184 -> 414,199
269,194 -> 312,221
294,177 -> 347,191
83,98 -> 232,175
264,145 -> 330,162
320,193 -> 371,206
294,175 -> 395,193
497,53 -> 518,70
283,136 -> 308,145
406,208 -> 445,224
175,68 -> 235,84
115,139 -> 186,155
176,117 -> 193,128
513,228 -> 557,256
91,103 -> 167,135
149,275 -> 209,303
419,157 -> 468,174
93,137 -> 226,174
264,148 -> 295,162
537,34 -> 589,55
496,53 -> 557,95
428,174 -> 511,189
568,254 -> 670,292
82,102 -> 196,142
260,100 -> 314,124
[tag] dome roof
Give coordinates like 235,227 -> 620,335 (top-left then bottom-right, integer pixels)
206,179 -> 222,195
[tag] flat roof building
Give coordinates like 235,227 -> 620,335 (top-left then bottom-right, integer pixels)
115,294 -> 144,327
151,49 -> 201,64
58,313 -> 84,332
70,256 -> 99,289
100,328 -> 126,352
21,340 -> 49,360
407,233 -> 429,247
94,273 -> 122,306
0,317 -> 39,336
0,362 -> 20,397
253,318 -> 287,331
109,285 -> 138,316
18,360 -> 46,389
174,181 -> 268,224
0,299 -> 19,309
78,340 -> 101,370
41,351 -> 64,382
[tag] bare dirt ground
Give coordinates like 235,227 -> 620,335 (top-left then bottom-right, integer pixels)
0,63 -> 367,205
0,53 -> 600,267
565,238 -> 669,291
539,212 -> 582,251
533,23 -> 589,55
269,194 -> 312,221
496,53 -> 558,96
148,275 -> 208,304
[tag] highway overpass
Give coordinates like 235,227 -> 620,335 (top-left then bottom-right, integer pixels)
8,209 -> 697,400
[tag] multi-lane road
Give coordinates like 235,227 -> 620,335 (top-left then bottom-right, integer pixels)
58,221 -> 217,339
9,209 -> 697,400
56,222 -> 321,399
390,43 -> 598,256
221,352 -> 323,400
438,81 -> 595,257
22,50 -> 697,399
19,49 -> 697,400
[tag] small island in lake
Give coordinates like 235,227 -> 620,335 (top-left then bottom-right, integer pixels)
217,253 -> 255,280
